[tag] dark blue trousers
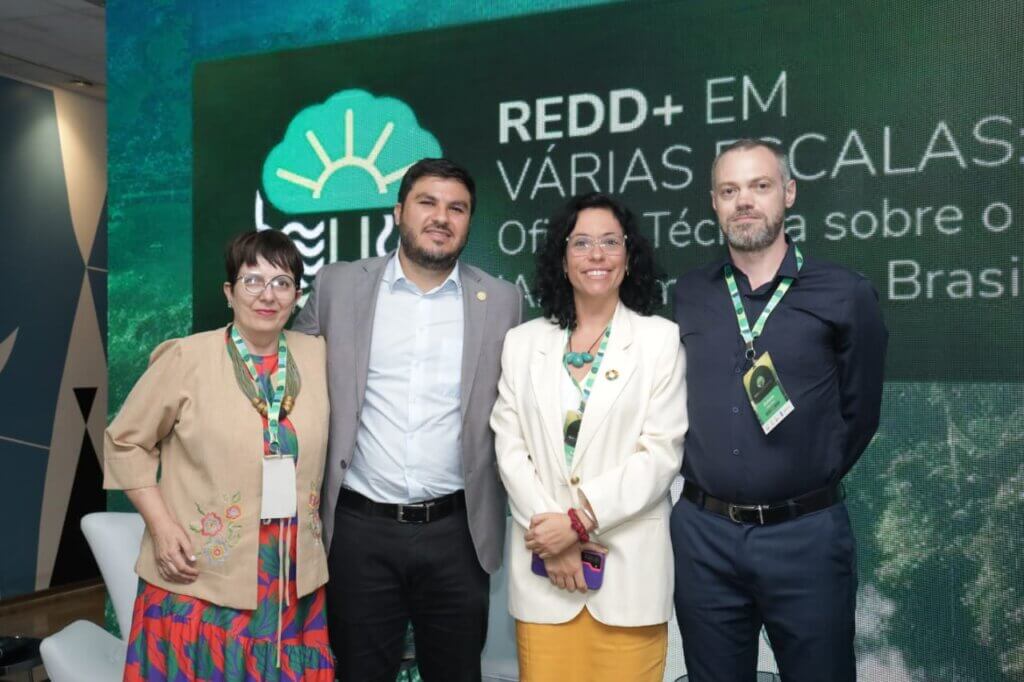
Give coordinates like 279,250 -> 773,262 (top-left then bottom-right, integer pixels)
671,497 -> 857,682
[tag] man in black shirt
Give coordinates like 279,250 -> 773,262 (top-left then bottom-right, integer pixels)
671,139 -> 888,681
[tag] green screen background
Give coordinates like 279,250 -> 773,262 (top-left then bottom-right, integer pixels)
109,1 -> 1024,679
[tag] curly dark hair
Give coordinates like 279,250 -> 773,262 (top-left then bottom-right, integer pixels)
534,192 -> 660,330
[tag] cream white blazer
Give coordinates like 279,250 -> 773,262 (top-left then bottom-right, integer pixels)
490,303 -> 687,626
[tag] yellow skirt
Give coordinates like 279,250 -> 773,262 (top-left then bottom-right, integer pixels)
516,607 -> 668,682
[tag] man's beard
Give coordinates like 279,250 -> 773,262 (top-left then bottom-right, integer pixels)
399,222 -> 466,271
722,211 -> 784,252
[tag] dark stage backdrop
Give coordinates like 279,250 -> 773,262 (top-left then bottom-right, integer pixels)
110,1 -> 1023,679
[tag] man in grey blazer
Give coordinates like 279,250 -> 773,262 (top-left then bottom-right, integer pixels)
293,158 -> 522,681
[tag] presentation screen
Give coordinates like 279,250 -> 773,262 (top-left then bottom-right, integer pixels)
195,2 -> 1023,382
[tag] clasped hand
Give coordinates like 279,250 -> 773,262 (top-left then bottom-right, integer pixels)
525,512 -> 579,558
538,542 -> 606,593
526,512 -> 606,593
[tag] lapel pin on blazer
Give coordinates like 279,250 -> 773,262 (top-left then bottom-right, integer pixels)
605,369 -> 619,381
476,290 -> 487,301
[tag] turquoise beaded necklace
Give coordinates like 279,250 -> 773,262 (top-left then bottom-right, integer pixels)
563,327 -> 607,368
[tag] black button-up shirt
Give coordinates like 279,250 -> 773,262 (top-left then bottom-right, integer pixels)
673,240 -> 888,505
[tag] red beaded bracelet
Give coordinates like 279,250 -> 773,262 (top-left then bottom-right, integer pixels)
567,508 -> 590,544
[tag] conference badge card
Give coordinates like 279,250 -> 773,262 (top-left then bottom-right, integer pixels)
742,352 -> 794,435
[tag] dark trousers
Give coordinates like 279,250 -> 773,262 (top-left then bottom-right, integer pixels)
326,497 -> 489,682
671,497 -> 857,682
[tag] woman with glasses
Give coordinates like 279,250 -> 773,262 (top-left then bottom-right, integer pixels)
105,230 -> 334,681
491,192 -> 687,681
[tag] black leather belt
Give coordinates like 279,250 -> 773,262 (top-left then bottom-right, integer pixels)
338,487 -> 465,524
682,481 -> 843,525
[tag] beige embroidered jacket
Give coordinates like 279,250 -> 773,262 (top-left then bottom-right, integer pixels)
103,328 -> 330,610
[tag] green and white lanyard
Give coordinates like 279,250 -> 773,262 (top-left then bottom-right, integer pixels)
230,327 -> 296,667
724,246 -> 804,360
562,326 -> 611,468
231,327 -> 297,523
230,326 -> 289,454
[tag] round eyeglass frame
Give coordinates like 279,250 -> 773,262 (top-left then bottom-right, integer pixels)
235,274 -> 298,297
565,234 -> 628,255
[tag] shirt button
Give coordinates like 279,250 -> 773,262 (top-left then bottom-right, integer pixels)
340,460 -> 349,470
732,449 -> 740,456
732,406 -> 739,414
734,367 -> 742,374
570,476 -> 580,485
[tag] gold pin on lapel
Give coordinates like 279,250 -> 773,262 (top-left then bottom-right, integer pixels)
605,369 -> 619,381
476,291 -> 487,301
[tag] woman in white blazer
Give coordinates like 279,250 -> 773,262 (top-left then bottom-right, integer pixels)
491,192 -> 687,681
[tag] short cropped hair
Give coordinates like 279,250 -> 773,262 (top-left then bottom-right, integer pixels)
535,192 -> 660,330
711,138 -> 791,188
224,230 -> 304,284
397,158 -> 477,214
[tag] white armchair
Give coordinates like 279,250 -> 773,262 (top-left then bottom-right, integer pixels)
39,512 -> 144,682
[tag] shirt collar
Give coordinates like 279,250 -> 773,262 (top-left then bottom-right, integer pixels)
384,252 -> 462,295
776,238 -> 801,280
715,236 -> 801,282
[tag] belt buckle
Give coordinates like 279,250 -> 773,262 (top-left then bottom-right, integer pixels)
396,503 -> 430,524
728,503 -> 766,525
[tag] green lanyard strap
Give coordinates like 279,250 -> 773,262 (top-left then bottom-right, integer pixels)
562,326 -> 611,468
230,326 -> 288,454
724,246 -> 803,359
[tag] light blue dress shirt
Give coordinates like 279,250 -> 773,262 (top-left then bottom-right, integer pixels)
344,254 -> 465,504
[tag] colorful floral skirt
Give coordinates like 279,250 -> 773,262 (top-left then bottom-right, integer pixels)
123,518 -> 334,681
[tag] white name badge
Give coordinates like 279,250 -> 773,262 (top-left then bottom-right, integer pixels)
261,455 -> 297,519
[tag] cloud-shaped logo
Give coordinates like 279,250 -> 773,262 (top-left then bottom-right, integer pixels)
262,89 -> 442,214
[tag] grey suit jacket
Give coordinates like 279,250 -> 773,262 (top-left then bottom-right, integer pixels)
293,254 -> 522,573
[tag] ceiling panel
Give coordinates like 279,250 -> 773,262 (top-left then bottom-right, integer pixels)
0,0 -> 105,99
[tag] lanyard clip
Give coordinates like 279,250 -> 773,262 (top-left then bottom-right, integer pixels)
744,340 -> 756,361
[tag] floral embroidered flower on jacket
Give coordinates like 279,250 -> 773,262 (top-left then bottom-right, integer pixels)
190,492 -> 243,563
200,512 -> 223,537
203,538 -> 228,563
307,481 -> 323,545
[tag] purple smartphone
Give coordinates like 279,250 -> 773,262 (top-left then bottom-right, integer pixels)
531,550 -> 606,589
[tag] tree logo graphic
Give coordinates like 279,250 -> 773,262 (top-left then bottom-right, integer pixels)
262,89 -> 442,213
